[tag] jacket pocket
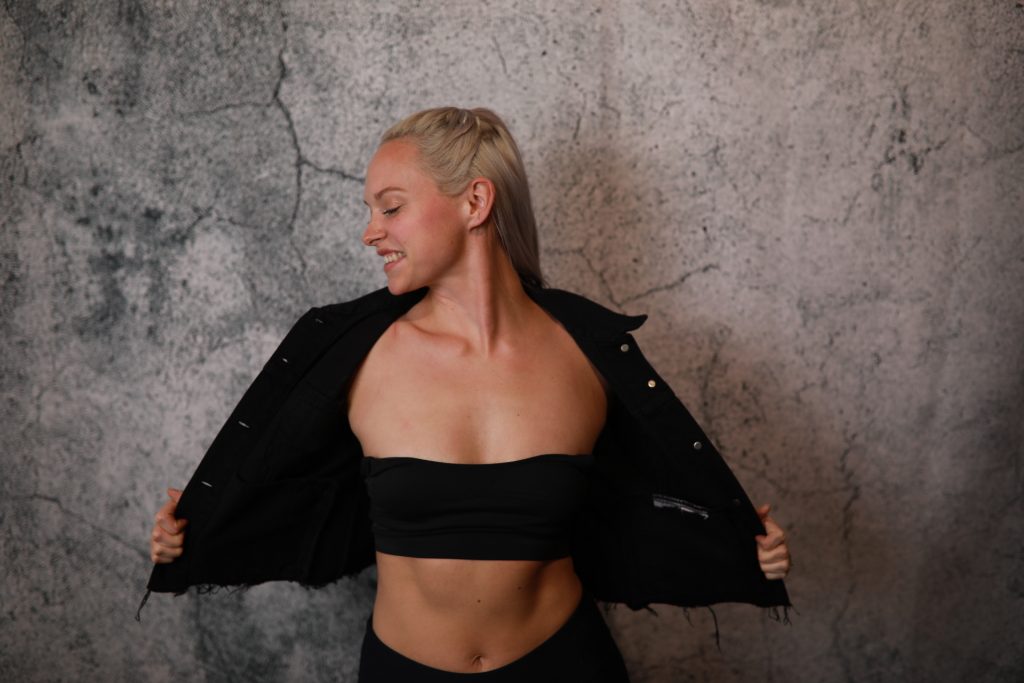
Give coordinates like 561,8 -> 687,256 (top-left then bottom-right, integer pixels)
612,490 -> 763,607
651,492 -> 740,520
651,493 -> 711,519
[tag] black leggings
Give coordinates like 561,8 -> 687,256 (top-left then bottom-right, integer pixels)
357,591 -> 630,682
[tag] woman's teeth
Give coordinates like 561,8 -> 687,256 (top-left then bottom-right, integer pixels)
384,252 -> 405,263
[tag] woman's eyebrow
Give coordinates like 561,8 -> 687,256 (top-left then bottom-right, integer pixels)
363,186 -> 406,206
375,186 -> 405,198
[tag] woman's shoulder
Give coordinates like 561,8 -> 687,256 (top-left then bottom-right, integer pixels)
524,284 -> 649,337
264,287 -> 430,371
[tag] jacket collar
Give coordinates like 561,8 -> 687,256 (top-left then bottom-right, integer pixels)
332,283 -> 647,342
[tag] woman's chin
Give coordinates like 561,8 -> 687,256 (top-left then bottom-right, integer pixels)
386,278 -> 417,296
384,267 -> 430,295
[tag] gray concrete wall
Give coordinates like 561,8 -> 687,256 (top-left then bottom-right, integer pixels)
2,1 -> 1022,681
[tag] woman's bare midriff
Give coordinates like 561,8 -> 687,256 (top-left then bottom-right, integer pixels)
371,551 -> 584,673
347,293 -> 609,673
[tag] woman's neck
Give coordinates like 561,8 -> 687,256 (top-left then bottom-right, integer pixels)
415,230 -> 536,356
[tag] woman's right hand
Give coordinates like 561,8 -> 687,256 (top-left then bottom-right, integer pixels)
150,488 -> 187,564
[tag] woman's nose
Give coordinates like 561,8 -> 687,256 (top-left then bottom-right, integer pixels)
362,216 -> 384,246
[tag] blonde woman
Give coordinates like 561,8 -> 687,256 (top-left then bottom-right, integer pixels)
146,107 -> 792,681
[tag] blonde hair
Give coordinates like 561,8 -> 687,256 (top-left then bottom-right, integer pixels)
381,107 -> 545,288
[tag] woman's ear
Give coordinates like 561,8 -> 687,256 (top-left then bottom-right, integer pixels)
466,177 -> 495,230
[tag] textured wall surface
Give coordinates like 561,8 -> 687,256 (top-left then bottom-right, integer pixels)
2,1 -> 1022,681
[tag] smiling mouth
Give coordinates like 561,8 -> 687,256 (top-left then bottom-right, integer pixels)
383,251 -> 405,264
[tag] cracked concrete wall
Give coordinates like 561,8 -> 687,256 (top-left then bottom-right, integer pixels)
2,1 -> 1022,681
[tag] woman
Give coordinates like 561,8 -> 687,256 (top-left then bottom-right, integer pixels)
148,107 -> 792,681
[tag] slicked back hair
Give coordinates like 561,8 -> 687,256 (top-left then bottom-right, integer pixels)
381,107 -> 544,288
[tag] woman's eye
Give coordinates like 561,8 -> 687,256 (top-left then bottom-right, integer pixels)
382,206 -> 401,216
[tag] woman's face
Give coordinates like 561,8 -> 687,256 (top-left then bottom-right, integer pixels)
362,139 -> 468,294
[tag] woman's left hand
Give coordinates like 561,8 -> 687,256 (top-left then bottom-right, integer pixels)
754,503 -> 791,580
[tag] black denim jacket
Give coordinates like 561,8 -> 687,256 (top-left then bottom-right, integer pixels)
145,284 -> 790,613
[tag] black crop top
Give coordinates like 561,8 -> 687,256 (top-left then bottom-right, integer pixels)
360,453 -> 595,560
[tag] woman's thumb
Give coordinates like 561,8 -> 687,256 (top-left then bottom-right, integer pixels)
167,488 -> 183,503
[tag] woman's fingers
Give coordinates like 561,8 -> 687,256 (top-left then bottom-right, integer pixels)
154,494 -> 187,535
756,526 -> 786,551
150,488 -> 187,564
150,530 -> 184,562
758,549 -> 790,577
759,558 -> 791,580
754,503 -> 791,579
155,507 -> 176,535
152,526 -> 185,548
758,543 -> 788,562
150,529 -> 186,563
151,544 -> 183,564
760,557 -> 790,571
150,524 -> 186,564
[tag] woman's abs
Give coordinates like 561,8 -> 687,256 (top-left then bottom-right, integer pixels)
370,552 -> 584,673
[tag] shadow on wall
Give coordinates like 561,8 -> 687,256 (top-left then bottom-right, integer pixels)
539,112 -> 905,679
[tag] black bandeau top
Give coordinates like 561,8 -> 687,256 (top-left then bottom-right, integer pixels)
360,453 -> 595,561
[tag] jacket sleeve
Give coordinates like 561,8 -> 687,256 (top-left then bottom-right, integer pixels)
145,306 -> 370,595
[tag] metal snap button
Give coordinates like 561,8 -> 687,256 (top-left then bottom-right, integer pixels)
692,440 -> 703,450
647,379 -> 656,388
620,343 -> 630,352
